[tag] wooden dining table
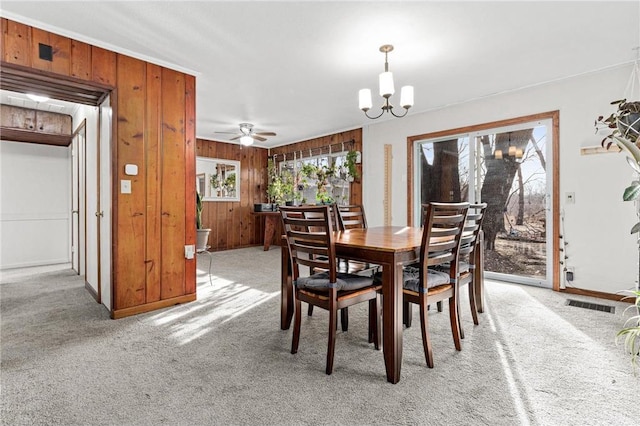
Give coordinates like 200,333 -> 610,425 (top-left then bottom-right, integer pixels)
280,225 -> 424,384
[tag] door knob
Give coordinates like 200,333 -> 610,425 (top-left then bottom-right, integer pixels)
95,211 -> 104,217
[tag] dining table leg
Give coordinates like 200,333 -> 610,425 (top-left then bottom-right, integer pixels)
281,243 -> 293,330
263,214 -> 278,251
382,259 -> 403,384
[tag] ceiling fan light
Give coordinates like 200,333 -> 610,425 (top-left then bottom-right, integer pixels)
240,135 -> 254,146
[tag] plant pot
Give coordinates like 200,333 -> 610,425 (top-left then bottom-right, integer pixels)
196,228 -> 211,251
618,112 -> 640,142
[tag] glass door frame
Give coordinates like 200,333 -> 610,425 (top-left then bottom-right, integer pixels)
406,111 -> 560,290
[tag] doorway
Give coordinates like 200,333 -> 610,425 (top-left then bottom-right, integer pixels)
408,111 -> 560,289
0,63 -> 113,310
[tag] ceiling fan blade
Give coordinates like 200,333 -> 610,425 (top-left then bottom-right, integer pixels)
214,131 -> 238,135
254,132 -> 276,136
229,135 -> 241,141
252,135 -> 267,142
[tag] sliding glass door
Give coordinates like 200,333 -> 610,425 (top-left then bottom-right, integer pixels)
412,117 -> 554,288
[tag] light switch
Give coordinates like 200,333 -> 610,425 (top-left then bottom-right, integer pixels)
121,179 -> 131,194
185,245 -> 195,259
125,164 -> 138,176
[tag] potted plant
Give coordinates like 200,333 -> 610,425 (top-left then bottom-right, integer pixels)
596,103 -> 640,369
314,164 -> 336,204
266,158 -> 287,206
196,191 -> 210,251
224,173 -> 236,197
617,290 -> 640,370
210,174 -> 221,197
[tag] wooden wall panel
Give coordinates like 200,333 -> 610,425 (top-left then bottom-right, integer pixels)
196,138 -> 268,251
114,55 -> 147,309
0,19 -> 5,62
160,68 -> 186,300
2,18 -> 196,318
2,19 -> 31,66
145,63 -> 162,303
71,40 -> 92,80
91,46 -> 116,87
184,74 -> 196,295
30,28 -> 71,75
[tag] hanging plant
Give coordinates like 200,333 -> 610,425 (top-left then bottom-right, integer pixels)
345,150 -> 359,181
595,99 -> 640,147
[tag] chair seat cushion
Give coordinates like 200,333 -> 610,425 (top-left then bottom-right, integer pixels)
432,261 -> 470,274
295,271 -> 374,291
402,265 -> 450,293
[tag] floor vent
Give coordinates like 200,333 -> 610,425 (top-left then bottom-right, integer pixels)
565,299 -> 615,314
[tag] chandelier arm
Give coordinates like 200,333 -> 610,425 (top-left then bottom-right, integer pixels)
364,109 -> 386,120
389,107 -> 410,118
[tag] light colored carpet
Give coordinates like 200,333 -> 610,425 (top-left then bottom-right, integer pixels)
1,246 -> 638,425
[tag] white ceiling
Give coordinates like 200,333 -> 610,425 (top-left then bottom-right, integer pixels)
1,1 -> 639,148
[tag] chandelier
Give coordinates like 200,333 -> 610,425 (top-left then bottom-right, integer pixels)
358,44 -> 414,119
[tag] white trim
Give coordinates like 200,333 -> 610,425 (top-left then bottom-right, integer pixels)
0,259 -> 70,271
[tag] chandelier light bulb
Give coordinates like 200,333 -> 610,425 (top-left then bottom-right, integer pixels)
379,72 -> 395,98
359,88 -> 373,111
400,86 -> 414,108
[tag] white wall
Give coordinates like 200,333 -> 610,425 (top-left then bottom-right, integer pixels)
0,141 -> 71,269
362,65 -> 637,295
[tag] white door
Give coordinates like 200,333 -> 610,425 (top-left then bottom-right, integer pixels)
71,130 -> 80,273
86,110 -> 99,295
99,95 -> 112,311
413,118 -> 555,288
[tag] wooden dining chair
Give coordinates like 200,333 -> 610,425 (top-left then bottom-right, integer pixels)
405,203 -> 487,338
336,204 -> 380,337
280,205 -> 382,375
454,202 -> 487,337
306,204 -> 377,331
336,204 -> 368,230
400,201 -> 468,368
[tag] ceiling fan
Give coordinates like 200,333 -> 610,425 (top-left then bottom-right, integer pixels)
215,123 -> 276,146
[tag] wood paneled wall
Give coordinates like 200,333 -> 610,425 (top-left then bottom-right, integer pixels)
1,18 -> 196,318
269,128 -> 363,206
196,139 -> 269,251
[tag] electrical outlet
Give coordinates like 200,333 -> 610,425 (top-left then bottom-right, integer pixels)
565,192 -> 575,204
565,267 -> 575,282
184,244 -> 195,259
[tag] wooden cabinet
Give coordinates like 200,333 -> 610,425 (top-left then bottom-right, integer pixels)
1,104 -> 72,146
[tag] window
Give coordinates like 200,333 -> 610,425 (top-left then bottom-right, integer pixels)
280,151 -> 352,205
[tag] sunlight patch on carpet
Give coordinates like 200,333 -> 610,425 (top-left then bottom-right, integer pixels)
147,276 -> 278,345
